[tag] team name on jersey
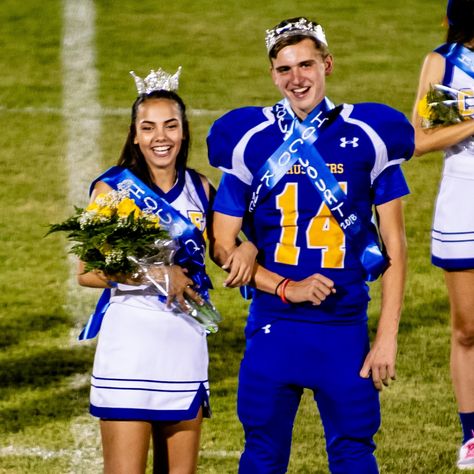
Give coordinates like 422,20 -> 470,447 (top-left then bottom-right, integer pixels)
287,163 -> 344,175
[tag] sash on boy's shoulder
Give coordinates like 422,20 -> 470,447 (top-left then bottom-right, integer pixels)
248,98 -> 387,282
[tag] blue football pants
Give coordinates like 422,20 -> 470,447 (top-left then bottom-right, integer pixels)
237,319 -> 380,474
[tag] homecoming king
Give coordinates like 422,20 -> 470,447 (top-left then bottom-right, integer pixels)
208,17 -> 414,473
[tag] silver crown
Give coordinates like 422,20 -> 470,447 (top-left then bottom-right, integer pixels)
265,18 -> 328,53
130,66 -> 182,95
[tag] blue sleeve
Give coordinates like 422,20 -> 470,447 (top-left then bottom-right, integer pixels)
352,103 -> 415,163
372,164 -> 409,206
207,106 -> 267,171
383,113 -> 415,164
212,172 -> 251,217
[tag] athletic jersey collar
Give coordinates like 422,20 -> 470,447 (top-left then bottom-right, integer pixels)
274,97 -> 334,141
280,96 -> 335,121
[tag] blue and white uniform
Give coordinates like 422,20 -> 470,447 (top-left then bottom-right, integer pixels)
431,43 -> 474,270
208,99 -> 414,473
90,168 -> 212,421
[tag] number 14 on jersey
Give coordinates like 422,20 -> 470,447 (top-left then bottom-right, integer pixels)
274,182 -> 347,268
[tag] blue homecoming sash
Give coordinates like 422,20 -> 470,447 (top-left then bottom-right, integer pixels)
249,99 -> 387,282
248,98 -> 334,211
436,43 -> 474,80
79,166 -> 211,340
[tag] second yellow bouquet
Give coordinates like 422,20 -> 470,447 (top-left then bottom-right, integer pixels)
418,84 -> 474,129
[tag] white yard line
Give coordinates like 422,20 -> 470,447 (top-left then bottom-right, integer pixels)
62,0 -> 101,207
0,445 -> 241,460
0,105 -> 225,117
200,450 -> 241,458
56,2 -> 233,470
0,446 -> 73,460
61,0 -> 102,472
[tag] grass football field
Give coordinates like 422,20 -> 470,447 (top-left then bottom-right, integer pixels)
0,0 -> 463,472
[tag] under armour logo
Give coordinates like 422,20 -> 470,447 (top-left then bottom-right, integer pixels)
340,137 -> 359,148
262,324 -> 271,334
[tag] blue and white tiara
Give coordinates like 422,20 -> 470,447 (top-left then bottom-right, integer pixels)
265,18 -> 328,53
130,66 -> 182,95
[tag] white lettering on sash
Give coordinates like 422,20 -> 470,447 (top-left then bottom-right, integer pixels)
143,196 -> 158,211
323,188 -> 338,205
331,202 -> 345,217
156,209 -> 173,225
275,103 -> 294,138
307,165 -> 318,180
298,157 -> 309,167
121,180 -> 144,200
249,183 -> 263,212
315,178 -> 326,193
261,170 -> 274,187
249,103 -> 332,214
302,126 -> 316,140
278,151 -> 292,167
298,156 -> 352,223
288,138 -> 303,153
310,110 -> 329,128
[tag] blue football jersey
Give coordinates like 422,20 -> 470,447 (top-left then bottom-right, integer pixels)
208,99 -> 414,324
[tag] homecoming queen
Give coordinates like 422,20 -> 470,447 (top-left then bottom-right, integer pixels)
77,67 -> 216,474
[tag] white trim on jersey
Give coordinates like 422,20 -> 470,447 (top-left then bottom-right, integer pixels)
340,104 -> 392,185
221,107 -> 276,185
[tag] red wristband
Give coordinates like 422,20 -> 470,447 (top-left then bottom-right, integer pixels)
274,277 -> 287,296
279,278 -> 291,304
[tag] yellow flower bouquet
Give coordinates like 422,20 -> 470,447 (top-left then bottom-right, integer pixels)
47,189 -> 221,333
47,189 -> 170,275
418,84 -> 474,129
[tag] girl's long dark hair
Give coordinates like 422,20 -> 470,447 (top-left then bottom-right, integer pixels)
446,0 -> 474,45
118,89 -> 190,187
